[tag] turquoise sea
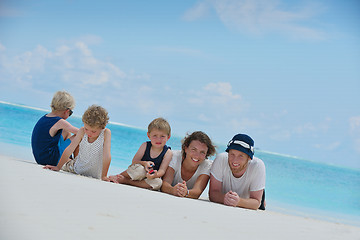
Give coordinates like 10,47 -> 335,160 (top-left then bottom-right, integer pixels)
0,101 -> 359,226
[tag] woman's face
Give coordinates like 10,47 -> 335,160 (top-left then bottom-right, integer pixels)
184,140 -> 208,166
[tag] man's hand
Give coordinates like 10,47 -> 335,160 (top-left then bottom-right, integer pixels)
224,191 -> 240,207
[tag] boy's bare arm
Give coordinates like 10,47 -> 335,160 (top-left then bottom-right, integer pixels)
50,119 -> 78,137
131,142 -> 147,166
44,128 -> 84,170
101,129 -> 112,180
155,149 -> 173,178
61,120 -> 79,135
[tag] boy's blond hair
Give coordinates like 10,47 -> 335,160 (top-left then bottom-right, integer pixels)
82,105 -> 109,129
50,91 -> 75,111
148,117 -> 171,136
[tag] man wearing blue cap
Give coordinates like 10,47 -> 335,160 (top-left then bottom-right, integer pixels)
209,134 -> 266,210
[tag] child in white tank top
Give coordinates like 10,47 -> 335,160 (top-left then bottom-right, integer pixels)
44,105 -> 112,181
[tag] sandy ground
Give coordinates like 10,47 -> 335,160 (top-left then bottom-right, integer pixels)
1,155 -> 359,240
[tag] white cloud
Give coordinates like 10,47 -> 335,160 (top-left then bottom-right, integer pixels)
314,141 -> 341,151
75,42 -> 92,57
0,42 -> 140,88
293,122 -> 316,134
198,113 -> 211,122
184,0 -> 325,40
353,139 -> 360,154
349,116 -> 360,155
182,1 -> 211,21
229,118 -> 261,132
350,116 -> 360,132
203,82 -> 241,104
269,130 -> 291,141
187,82 -> 242,107
0,43 -> 5,51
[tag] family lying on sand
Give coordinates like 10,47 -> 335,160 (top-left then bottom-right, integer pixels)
32,91 -> 266,210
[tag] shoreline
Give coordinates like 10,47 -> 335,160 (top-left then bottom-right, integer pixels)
1,154 -> 359,240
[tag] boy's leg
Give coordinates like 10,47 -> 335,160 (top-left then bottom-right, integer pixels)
126,164 -> 162,190
61,159 -> 76,173
126,164 -> 146,180
124,178 -> 161,190
144,178 -> 162,190
108,170 -> 130,183
110,164 -> 162,190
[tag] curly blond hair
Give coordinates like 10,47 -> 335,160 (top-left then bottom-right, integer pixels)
50,91 -> 75,111
82,105 -> 109,129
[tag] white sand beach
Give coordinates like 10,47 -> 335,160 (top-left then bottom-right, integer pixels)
1,155 -> 359,240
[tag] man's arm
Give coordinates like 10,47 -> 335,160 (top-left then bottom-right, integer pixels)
209,174 -> 263,210
233,189 -> 263,210
209,174 -> 226,204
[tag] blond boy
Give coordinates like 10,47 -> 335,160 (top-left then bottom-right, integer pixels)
109,117 -> 172,190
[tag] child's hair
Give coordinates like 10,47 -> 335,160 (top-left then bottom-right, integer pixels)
82,105 -> 109,129
148,117 -> 171,136
50,91 -> 75,111
181,131 -> 216,160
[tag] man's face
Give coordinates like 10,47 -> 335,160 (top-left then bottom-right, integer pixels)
228,149 -> 251,176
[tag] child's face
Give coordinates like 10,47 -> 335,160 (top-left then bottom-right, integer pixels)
147,129 -> 170,148
84,123 -> 102,139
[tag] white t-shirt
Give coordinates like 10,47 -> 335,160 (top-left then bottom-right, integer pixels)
210,152 -> 265,199
169,150 -> 212,189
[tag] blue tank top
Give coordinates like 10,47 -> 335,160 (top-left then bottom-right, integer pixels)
31,115 -> 62,166
141,141 -> 170,171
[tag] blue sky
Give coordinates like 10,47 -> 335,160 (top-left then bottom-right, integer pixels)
1,0 -> 359,169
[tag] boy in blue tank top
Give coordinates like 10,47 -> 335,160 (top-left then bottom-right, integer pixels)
109,117 -> 173,190
31,91 -> 79,166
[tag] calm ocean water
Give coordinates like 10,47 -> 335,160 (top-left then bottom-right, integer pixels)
0,101 -> 359,226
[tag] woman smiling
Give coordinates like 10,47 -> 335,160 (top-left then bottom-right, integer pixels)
161,131 -> 216,199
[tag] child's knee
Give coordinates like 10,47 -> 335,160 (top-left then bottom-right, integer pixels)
145,178 -> 163,190
127,164 -> 146,180
61,159 -> 76,173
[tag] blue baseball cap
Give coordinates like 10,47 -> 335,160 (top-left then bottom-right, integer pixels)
225,134 -> 254,159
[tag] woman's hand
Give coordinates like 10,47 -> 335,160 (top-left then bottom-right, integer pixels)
174,181 -> 188,197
